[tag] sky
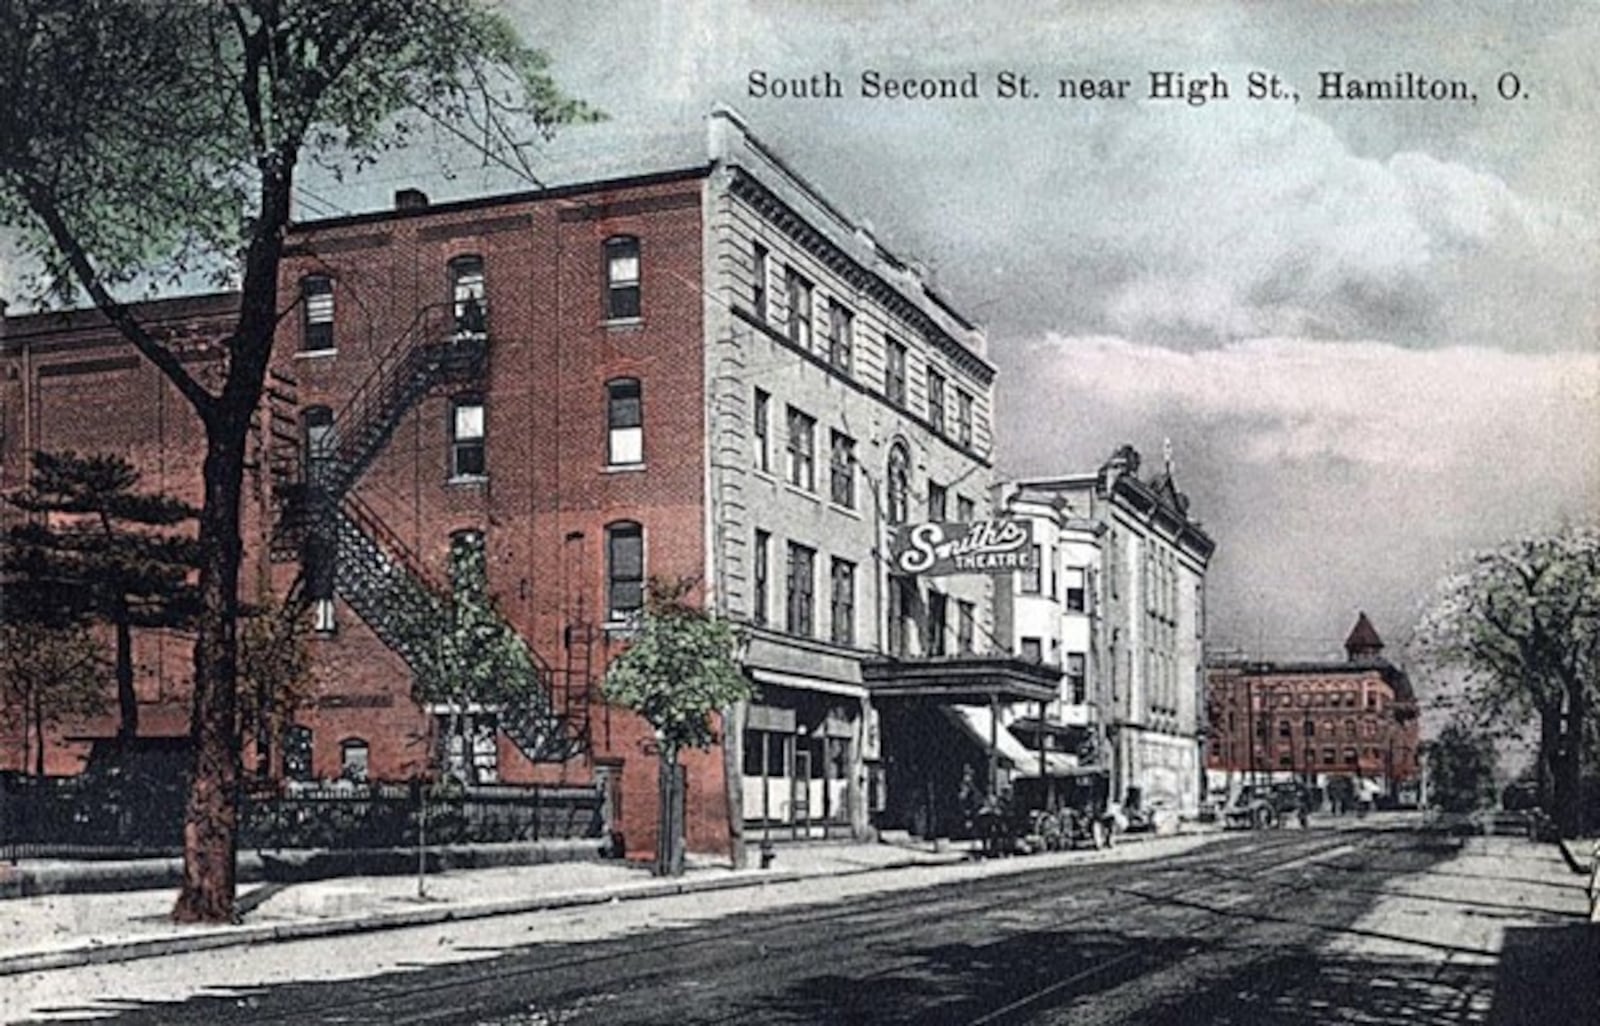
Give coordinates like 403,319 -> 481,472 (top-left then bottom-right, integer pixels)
5,1 -> 1597,681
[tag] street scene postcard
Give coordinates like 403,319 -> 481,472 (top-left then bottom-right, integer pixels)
0,1 -> 1596,1023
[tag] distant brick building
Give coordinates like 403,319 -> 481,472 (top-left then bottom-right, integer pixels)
1204,614 -> 1421,802
1,109 -> 1047,856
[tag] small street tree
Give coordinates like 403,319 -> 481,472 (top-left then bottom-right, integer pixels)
1413,525 -> 1600,836
0,0 -> 594,921
1425,719 -> 1499,814
4,451 -> 199,740
236,581 -> 314,782
0,622 -> 109,776
411,532 -> 550,785
603,578 -> 752,876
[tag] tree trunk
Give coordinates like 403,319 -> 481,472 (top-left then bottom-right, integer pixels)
1556,682 -> 1586,837
172,428 -> 248,924
32,693 -> 44,778
115,612 -> 137,740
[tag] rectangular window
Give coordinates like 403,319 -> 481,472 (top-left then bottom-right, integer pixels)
450,398 -> 486,478
753,530 -> 770,626
605,237 -> 641,320
887,575 -> 913,657
829,430 -> 855,508
786,542 -> 815,636
607,523 -> 644,620
786,406 -> 815,491
302,276 -> 334,352
927,370 -> 946,434
786,268 -> 813,349
1021,545 -> 1042,594
752,242 -> 769,321
957,600 -> 975,654
1064,567 -> 1086,612
956,390 -> 974,448
885,337 -> 907,406
957,495 -> 975,522
828,301 -> 853,371
312,597 -> 336,634
753,389 -> 771,472
830,558 -> 855,645
1067,653 -> 1087,703
928,481 -> 947,522
1020,637 -> 1043,663
606,379 -> 643,465
925,590 -> 947,656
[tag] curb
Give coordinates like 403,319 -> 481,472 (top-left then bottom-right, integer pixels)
0,853 -> 954,978
0,831 -> 1200,978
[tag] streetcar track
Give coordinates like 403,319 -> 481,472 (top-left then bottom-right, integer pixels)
64,830 -> 1407,1026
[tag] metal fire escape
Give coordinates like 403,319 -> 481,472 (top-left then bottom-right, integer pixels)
270,304 -> 591,763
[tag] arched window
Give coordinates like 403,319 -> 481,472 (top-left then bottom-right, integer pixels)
302,405 -> 335,462
606,521 -> 644,621
450,255 -> 487,335
300,275 -> 334,352
604,236 -> 640,320
886,443 -> 910,525
340,738 -> 370,782
606,378 -> 643,465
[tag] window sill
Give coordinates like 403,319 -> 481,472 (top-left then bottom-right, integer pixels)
602,317 -> 644,331
602,619 -> 641,638
446,474 -> 489,488
604,463 -> 647,474
295,348 -> 338,360
783,483 -> 822,505
827,501 -> 862,520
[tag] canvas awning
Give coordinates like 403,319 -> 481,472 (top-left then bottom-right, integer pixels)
942,705 -> 1079,778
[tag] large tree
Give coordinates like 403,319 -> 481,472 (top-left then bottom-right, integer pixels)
4,450 -> 200,739
0,0 -> 593,921
1413,525 -> 1600,836
603,577 -> 752,876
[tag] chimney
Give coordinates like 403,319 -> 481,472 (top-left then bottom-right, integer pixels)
395,188 -> 429,211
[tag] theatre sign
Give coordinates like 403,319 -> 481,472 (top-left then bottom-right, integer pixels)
890,519 -> 1036,577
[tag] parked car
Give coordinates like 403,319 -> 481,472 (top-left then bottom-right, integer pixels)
1224,784 -> 1309,830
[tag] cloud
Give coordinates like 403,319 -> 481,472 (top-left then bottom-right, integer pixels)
997,334 -> 1600,654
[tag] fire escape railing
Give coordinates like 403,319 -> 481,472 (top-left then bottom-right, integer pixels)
269,303 -> 589,763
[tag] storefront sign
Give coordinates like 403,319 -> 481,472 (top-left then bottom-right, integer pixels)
890,519 -> 1035,576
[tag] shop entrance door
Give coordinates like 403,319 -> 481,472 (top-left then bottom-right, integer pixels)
791,749 -> 811,838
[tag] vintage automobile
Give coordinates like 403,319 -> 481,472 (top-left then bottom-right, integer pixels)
1224,783 -> 1307,830
978,772 -> 1123,855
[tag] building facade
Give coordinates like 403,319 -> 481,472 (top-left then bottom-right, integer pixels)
997,444 -> 1215,816
1,108 -> 1054,855
1203,613 -> 1422,804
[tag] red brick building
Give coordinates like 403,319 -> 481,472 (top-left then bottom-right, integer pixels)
1203,614 -> 1421,802
2,109 -> 1035,857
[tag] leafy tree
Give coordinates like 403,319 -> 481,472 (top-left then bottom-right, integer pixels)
1425,719 -> 1499,814
237,583 -> 314,782
4,451 -> 199,739
0,622 -> 109,776
1413,525 -> 1600,836
0,0 -> 594,921
604,577 -> 752,876
412,532 -> 549,784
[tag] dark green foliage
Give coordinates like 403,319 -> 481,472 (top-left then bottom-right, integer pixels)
0,621 -> 109,775
1427,721 -> 1499,814
2,451 -> 199,738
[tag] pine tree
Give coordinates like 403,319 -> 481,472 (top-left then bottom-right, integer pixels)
3,451 -> 199,740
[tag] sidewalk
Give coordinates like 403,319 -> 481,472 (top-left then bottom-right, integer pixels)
0,838 -> 976,977
0,829 -> 1216,978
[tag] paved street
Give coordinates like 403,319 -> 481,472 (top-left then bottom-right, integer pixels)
3,823 -> 1592,1025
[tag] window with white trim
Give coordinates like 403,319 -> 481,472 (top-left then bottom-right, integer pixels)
301,276 -> 334,352
450,397 -> 486,479
606,521 -> 644,621
605,236 -> 641,320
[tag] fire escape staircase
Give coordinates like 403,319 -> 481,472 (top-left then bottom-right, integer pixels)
271,305 -> 590,763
